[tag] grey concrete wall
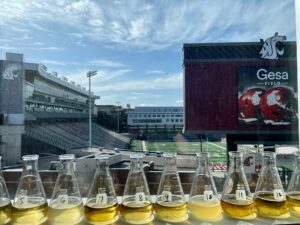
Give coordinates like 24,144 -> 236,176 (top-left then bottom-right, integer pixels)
0,125 -> 24,165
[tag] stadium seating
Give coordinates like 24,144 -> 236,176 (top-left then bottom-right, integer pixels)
25,117 -> 130,152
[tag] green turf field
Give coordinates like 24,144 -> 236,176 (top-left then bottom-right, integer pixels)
130,140 -> 227,163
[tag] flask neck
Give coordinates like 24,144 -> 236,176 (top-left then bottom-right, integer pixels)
130,158 -> 143,172
229,154 -> 242,170
262,153 -> 277,169
97,159 -> 109,174
60,160 -> 74,175
23,159 -> 39,175
164,157 -> 177,172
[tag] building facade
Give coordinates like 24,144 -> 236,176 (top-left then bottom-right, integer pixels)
127,106 -> 183,133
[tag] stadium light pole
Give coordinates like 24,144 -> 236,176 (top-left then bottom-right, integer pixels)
116,101 -> 121,133
87,70 -> 97,148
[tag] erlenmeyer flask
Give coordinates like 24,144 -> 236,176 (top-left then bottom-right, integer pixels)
0,156 -> 11,225
287,151 -> 300,216
154,153 -> 188,223
48,154 -> 83,225
119,153 -> 153,224
221,151 -> 256,220
11,155 -> 48,225
84,154 -> 118,225
188,152 -> 222,222
254,151 -> 290,219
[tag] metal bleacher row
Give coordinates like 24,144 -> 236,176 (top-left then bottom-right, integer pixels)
25,111 -> 130,151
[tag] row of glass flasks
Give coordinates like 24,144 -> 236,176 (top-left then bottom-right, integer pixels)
0,151 -> 299,225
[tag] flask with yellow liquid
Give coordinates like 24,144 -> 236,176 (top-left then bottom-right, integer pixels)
48,154 -> 83,225
221,151 -> 256,220
254,151 -> 290,219
287,151 -> 300,217
11,155 -> 48,225
84,154 -> 119,225
0,156 -> 11,225
119,153 -> 154,224
154,153 -> 188,223
188,152 -> 222,222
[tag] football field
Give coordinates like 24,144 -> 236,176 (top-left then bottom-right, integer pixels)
130,140 -> 227,163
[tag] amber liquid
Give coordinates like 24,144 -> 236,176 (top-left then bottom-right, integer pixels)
154,195 -> 188,223
254,192 -> 290,219
188,195 -> 222,222
287,193 -> 300,217
0,199 -> 11,225
11,202 -> 48,225
84,199 -> 118,225
221,196 -> 256,220
119,197 -> 153,225
48,198 -> 83,225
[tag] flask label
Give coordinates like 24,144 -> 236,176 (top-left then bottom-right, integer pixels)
19,195 -> 28,206
236,189 -> 246,201
162,191 -> 172,202
96,193 -> 108,205
204,190 -> 214,202
57,194 -> 68,207
135,192 -> 145,203
274,189 -> 284,200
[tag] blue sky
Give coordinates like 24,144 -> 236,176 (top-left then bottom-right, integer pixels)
0,0 -> 296,107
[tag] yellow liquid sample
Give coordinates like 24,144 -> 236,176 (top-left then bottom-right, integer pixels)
287,193 -> 300,217
221,196 -> 256,220
11,202 -> 48,225
188,195 -> 222,222
0,199 -> 11,225
84,199 -> 118,225
154,195 -> 188,223
48,199 -> 83,225
254,192 -> 290,219
119,198 -> 153,225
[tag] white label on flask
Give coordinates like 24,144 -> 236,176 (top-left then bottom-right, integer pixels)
236,189 -> 246,201
274,189 -> 284,200
19,195 -> 28,206
135,192 -> 145,203
162,191 -> 172,202
96,193 -> 108,205
57,194 -> 68,207
204,190 -> 214,202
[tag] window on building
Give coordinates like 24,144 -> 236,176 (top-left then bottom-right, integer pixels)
171,119 -> 174,122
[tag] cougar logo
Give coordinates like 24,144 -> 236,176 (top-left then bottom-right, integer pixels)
259,33 -> 286,59
2,64 -> 22,80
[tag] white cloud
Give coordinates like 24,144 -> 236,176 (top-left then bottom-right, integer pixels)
95,72 -> 182,92
146,70 -> 165,75
176,100 -> 183,104
89,59 -> 127,68
0,0 -> 295,51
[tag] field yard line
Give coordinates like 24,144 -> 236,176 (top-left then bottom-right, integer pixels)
142,141 -> 147,152
207,142 -> 226,150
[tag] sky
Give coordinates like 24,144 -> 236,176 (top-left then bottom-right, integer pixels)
0,0 -> 296,107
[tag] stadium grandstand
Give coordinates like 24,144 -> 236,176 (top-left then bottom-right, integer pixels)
0,53 -> 130,165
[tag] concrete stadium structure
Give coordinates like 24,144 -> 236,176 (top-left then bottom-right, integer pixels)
0,52 -> 130,165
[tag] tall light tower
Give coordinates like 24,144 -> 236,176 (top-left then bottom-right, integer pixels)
87,70 -> 97,148
116,101 -> 121,133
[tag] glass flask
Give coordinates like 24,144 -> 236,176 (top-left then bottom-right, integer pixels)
48,154 -> 83,225
188,152 -> 222,222
254,151 -> 290,219
154,153 -> 188,223
84,154 -> 118,225
11,155 -> 48,225
287,151 -> 300,216
0,156 -> 11,225
119,153 -> 154,224
221,151 -> 256,220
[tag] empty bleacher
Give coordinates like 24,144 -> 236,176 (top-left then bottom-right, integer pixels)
25,120 -> 130,152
